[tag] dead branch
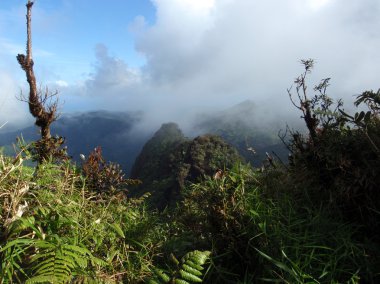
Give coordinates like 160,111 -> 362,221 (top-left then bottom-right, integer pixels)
16,0 -> 57,140
16,1 -> 66,165
288,59 -> 318,141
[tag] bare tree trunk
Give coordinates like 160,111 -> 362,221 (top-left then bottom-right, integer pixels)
17,1 -> 56,141
17,1 -> 65,165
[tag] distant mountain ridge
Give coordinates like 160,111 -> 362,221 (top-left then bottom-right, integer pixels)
0,101 -> 289,175
192,100 -> 288,165
0,110 -> 148,175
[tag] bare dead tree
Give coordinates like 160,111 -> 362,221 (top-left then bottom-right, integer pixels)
17,0 -> 58,140
17,1 -> 66,164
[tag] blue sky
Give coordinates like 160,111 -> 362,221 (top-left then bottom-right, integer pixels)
1,0 -> 155,82
1,0 -> 380,132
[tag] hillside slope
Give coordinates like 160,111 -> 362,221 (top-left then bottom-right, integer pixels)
131,123 -> 243,208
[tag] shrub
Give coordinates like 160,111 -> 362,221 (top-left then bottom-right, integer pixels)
82,146 -> 140,193
285,60 -> 380,235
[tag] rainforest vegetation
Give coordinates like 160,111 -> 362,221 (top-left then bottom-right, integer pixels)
1,59 -> 380,283
1,2 -> 379,283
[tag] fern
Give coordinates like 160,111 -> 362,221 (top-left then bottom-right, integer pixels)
147,250 -> 210,284
1,214 -> 103,283
26,239 -> 105,284
0,238 -> 33,281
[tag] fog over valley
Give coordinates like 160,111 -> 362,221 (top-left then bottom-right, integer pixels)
1,0 -> 379,135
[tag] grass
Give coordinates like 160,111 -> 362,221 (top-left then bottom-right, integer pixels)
1,149 -> 378,283
0,153 -> 165,283
173,163 -> 378,283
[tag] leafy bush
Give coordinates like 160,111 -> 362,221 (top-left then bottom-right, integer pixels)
30,136 -> 69,165
285,60 -> 380,235
82,146 -> 140,193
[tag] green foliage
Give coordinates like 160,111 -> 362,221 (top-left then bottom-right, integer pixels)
0,152 -> 165,283
3,235 -> 104,284
147,250 -> 210,283
286,60 -> 380,235
16,134 -> 68,167
81,146 -> 141,193
181,135 -> 243,181
131,122 -> 243,209
174,163 -> 265,281
130,123 -> 188,208
131,123 -> 187,181
1,61 -> 379,284
354,88 -> 380,113
173,163 -> 377,283
31,136 -> 69,165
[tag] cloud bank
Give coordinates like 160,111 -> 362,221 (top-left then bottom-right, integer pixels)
2,0 -> 380,134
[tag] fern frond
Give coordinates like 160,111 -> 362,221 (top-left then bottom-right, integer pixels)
26,241 -> 96,284
174,279 -> 190,284
182,264 -> 202,276
154,268 -> 170,282
182,260 -> 203,271
0,238 -> 34,280
179,269 -> 202,282
147,279 -> 162,284
181,250 -> 210,266
7,216 -> 43,239
108,223 -> 125,238
147,250 -> 210,284
24,275 -> 62,284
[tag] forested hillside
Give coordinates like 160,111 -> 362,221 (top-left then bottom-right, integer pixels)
1,77 -> 380,282
1,2 -> 379,282
130,122 -> 243,209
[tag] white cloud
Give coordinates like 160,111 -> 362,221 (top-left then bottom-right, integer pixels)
68,0 -> 380,133
86,44 -> 142,91
2,0 -> 377,139
139,0 -> 379,98
176,0 -> 216,11
0,70 -> 31,131
308,0 -> 332,11
0,38 -> 24,56
0,38 -> 54,60
55,80 -> 69,88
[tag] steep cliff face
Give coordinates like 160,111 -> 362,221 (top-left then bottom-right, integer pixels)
130,123 -> 243,209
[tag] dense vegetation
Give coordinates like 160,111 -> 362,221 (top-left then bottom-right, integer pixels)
3,2 -> 378,282
131,123 -> 243,209
1,61 -> 380,283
